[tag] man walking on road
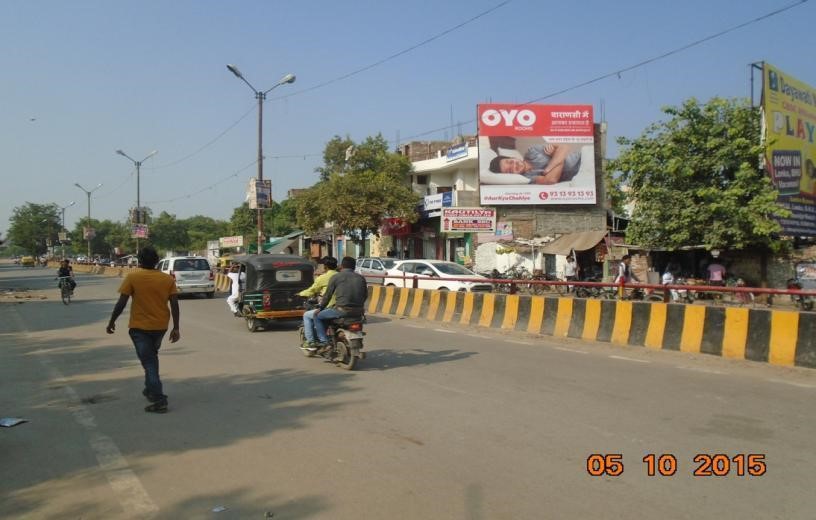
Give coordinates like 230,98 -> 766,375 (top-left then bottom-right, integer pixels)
106,246 -> 180,413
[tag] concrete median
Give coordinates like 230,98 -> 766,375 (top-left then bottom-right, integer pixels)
366,285 -> 816,369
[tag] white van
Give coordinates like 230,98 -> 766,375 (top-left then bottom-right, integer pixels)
157,256 -> 215,298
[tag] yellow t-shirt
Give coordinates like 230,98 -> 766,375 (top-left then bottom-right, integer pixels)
118,269 -> 178,330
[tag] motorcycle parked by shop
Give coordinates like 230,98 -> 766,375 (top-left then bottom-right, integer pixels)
787,278 -> 815,311
298,298 -> 366,370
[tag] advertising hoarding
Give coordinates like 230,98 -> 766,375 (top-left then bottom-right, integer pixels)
478,104 -> 596,205
762,62 -> 816,236
440,208 -> 496,233
131,224 -> 149,239
219,236 -> 244,248
247,179 -> 272,209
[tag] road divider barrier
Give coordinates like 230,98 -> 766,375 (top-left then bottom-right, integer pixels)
366,285 -> 816,369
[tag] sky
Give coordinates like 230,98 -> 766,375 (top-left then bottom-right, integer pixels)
2,0 -> 814,234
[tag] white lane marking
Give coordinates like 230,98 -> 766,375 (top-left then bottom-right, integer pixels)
767,379 -> 816,389
507,340 -> 533,345
402,323 -> 425,329
554,347 -> 588,354
433,328 -> 456,334
8,307 -> 158,517
609,355 -> 650,363
466,333 -> 485,339
676,366 -> 725,375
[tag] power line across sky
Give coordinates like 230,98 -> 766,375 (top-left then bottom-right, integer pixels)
1,0 -> 813,229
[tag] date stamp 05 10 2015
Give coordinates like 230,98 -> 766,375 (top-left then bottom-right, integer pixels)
586,454 -> 767,478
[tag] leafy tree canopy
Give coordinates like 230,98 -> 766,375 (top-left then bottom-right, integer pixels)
608,97 -> 788,251
8,202 -> 60,255
295,134 -> 420,240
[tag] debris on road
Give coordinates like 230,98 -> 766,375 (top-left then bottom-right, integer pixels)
211,505 -> 228,513
0,417 -> 28,427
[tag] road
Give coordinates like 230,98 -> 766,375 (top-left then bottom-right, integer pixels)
1,263 -> 815,519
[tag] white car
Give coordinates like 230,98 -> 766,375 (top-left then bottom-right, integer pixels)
383,260 -> 492,292
156,256 -> 215,298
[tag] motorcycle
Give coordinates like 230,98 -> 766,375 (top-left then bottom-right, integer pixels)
297,298 -> 366,370
787,278 -> 815,311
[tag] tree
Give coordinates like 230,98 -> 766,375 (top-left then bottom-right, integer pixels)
608,97 -> 788,252
316,135 -> 355,182
150,211 -> 189,253
8,202 -> 59,255
229,203 -> 255,237
294,135 -> 420,241
183,215 -> 229,251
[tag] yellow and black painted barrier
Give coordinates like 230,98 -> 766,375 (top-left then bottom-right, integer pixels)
366,285 -> 816,369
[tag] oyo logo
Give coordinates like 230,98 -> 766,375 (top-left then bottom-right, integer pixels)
538,192 -> 549,200
481,108 -> 536,128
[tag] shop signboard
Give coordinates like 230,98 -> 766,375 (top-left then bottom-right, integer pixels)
219,236 -> 244,248
440,207 -> 496,233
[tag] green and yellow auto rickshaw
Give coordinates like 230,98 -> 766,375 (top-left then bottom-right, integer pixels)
232,254 -> 314,332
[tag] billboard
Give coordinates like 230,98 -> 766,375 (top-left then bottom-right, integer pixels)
219,235 -> 244,248
762,63 -> 816,236
131,224 -> 149,239
440,208 -> 496,233
247,179 -> 272,209
478,104 -> 596,205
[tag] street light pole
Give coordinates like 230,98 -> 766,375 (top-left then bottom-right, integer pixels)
226,64 -> 295,255
59,201 -> 76,259
116,149 -> 157,254
74,183 -> 103,259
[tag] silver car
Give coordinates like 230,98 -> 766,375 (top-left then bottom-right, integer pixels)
356,257 -> 397,284
157,256 -> 215,298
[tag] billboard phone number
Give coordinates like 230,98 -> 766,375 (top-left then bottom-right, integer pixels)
587,453 -> 766,477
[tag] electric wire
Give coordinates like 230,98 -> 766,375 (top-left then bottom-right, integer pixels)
108,0 -> 810,207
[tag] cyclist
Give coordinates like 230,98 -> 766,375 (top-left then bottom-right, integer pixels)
56,259 -> 76,293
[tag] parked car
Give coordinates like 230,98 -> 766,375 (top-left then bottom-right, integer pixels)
157,256 -> 215,298
383,260 -> 492,292
356,257 -> 397,284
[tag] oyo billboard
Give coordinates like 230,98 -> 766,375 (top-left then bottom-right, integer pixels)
478,103 -> 597,205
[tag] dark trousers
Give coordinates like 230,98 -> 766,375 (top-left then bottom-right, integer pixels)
129,329 -> 167,403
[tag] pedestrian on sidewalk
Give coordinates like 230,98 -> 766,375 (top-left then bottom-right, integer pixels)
106,246 -> 180,413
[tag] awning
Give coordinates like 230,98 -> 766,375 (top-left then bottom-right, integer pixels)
539,230 -> 607,255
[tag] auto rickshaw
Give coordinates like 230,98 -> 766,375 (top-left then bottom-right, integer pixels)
232,254 -> 314,332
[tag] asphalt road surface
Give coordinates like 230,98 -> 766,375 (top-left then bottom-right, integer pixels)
2,263 -> 815,519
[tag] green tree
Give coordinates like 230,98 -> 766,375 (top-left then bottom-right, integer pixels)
150,211 -> 190,253
295,135 -> 420,241
266,198 -> 299,236
183,215 -> 229,251
608,97 -> 788,251
316,135 -> 355,182
8,202 -> 59,255
229,203 -> 255,237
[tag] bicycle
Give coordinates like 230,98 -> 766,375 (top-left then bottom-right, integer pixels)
57,276 -> 73,305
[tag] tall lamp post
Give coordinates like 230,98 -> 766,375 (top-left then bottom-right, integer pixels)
59,201 -> 76,259
74,183 -> 103,259
115,149 -> 157,254
226,64 -> 296,254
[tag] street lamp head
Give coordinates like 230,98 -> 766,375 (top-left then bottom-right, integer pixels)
115,149 -> 126,157
74,182 -> 83,190
279,73 -> 296,85
226,64 -> 243,79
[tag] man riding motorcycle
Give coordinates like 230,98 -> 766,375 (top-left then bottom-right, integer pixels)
312,256 -> 367,350
299,256 -> 338,349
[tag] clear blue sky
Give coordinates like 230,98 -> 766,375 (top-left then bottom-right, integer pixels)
2,0 -> 814,233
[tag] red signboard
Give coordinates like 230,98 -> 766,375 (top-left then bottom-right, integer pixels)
381,218 -> 411,236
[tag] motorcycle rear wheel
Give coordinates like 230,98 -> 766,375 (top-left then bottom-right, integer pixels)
334,336 -> 356,371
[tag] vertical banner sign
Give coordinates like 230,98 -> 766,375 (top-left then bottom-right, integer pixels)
762,63 -> 816,236
478,104 -> 596,205
248,179 -> 272,209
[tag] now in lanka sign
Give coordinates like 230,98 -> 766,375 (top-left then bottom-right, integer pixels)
440,208 -> 496,233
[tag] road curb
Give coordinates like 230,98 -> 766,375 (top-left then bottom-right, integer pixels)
367,285 -> 816,369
